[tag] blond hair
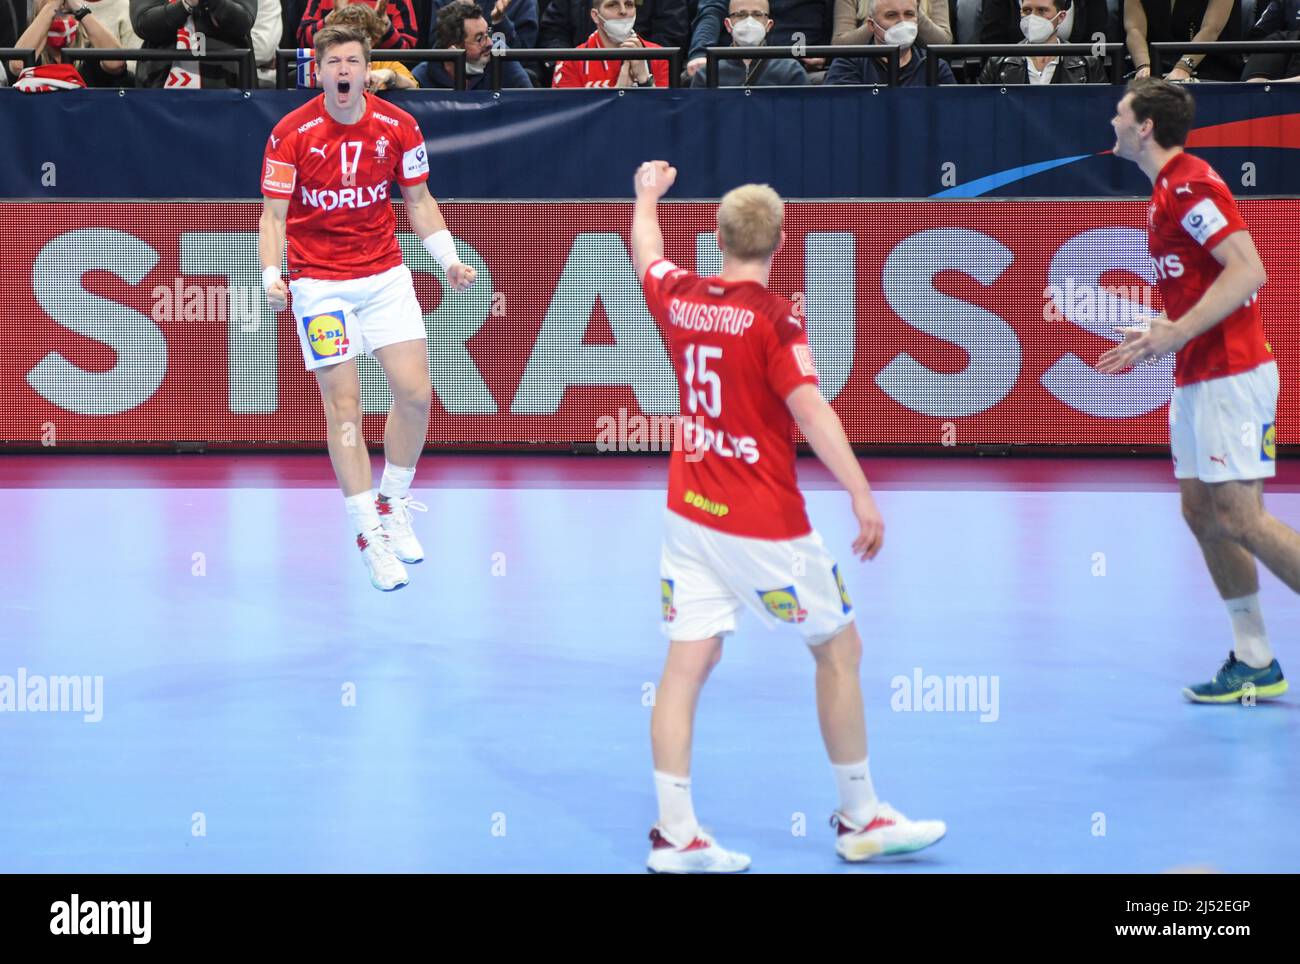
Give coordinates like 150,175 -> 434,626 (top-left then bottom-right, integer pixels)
716,184 -> 783,262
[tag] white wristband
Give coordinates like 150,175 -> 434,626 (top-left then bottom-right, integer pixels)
422,229 -> 461,273
261,266 -> 281,293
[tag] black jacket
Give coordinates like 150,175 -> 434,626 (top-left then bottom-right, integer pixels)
978,49 -> 1106,83
130,0 -> 256,88
539,0 -> 689,49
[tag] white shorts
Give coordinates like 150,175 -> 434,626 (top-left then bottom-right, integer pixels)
1170,361 -> 1278,483
289,264 -> 425,371
659,509 -> 855,646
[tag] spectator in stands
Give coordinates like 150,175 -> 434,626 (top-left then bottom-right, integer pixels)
1242,0 -> 1300,80
11,0 -> 130,86
1124,0 -> 1242,81
415,0 -> 533,84
832,0 -> 949,44
542,0 -> 687,49
825,0 -> 955,82
0,0 -> 17,56
131,0 -> 255,86
253,0 -> 282,85
552,0 -> 673,85
980,0 -> 1108,43
84,0 -> 146,58
431,0 -> 538,48
690,0 -> 809,83
298,0 -> 417,47
978,0 -> 1105,81
324,0 -> 420,84
688,0 -> 831,77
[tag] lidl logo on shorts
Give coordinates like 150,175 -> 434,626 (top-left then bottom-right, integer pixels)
305,311 -> 350,360
832,564 -> 852,614
757,587 -> 808,624
1262,422 -> 1276,461
661,579 -> 676,622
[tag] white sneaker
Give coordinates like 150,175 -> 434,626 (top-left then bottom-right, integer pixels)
357,529 -> 409,591
832,803 -> 946,862
377,495 -> 426,564
646,826 -> 751,874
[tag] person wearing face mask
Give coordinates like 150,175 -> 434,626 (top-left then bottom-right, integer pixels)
8,0 -> 129,86
689,0 -> 809,85
686,0 -> 832,79
833,0 -> 950,46
979,0 -> 1108,45
825,0 -> 955,84
414,0 -> 534,87
978,0 -> 1105,84
552,0 -> 672,87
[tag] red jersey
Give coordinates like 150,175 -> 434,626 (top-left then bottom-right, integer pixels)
642,258 -> 820,540
261,93 -> 429,281
552,31 -> 671,89
1147,151 -> 1272,386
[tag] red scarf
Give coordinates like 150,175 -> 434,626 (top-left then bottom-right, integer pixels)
165,0 -> 204,88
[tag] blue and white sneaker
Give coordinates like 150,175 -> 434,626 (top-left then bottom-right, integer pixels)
1183,651 -> 1287,704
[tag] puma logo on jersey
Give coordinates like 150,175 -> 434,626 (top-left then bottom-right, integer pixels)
309,145 -> 327,159
1175,184 -> 1193,196
269,133 -> 280,149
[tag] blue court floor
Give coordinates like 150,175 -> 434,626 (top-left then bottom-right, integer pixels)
1,456 -> 1297,873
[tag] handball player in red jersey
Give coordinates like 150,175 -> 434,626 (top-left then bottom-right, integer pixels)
258,24 -> 476,591
632,160 -> 947,872
1100,79 -> 1290,703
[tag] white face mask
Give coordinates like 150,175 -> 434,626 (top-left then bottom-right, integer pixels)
465,59 -> 485,75
601,15 -> 636,43
1020,14 -> 1060,43
881,20 -> 917,48
729,17 -> 768,46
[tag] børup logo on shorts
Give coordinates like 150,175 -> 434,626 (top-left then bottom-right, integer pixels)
305,310 -> 350,360
757,587 -> 807,624
832,564 -> 852,615
1262,422 -> 1276,461
661,579 -> 676,622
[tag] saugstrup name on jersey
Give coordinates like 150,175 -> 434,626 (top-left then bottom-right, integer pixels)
300,183 -> 390,210
669,298 -> 755,335
681,418 -> 760,464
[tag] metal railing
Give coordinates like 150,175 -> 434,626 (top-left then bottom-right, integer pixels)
0,47 -> 37,70
1149,39 -> 1300,76
52,47 -> 255,88
705,44 -> 900,87
491,46 -> 682,90
275,48 -> 466,90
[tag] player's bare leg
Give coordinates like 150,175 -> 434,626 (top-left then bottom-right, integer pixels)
646,637 -> 748,872
809,622 -> 867,764
1180,478 -> 1287,700
1181,478 -> 1260,597
370,339 -> 432,564
314,358 -> 371,496
315,357 -> 408,590
810,622 -> 946,860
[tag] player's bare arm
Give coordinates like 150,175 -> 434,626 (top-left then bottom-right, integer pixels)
400,179 -> 477,291
785,384 -> 884,562
259,196 -> 291,313
1098,230 -> 1268,373
632,161 -> 677,278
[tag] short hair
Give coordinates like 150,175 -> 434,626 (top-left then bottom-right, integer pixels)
862,0 -> 921,21
1126,77 -> 1195,149
717,184 -> 784,261
314,24 -> 371,64
436,1 -> 488,49
324,2 -> 386,45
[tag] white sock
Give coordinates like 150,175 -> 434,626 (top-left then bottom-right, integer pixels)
1226,594 -> 1273,668
833,758 -> 879,826
379,462 -> 416,501
653,771 -> 700,842
344,490 -> 381,536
